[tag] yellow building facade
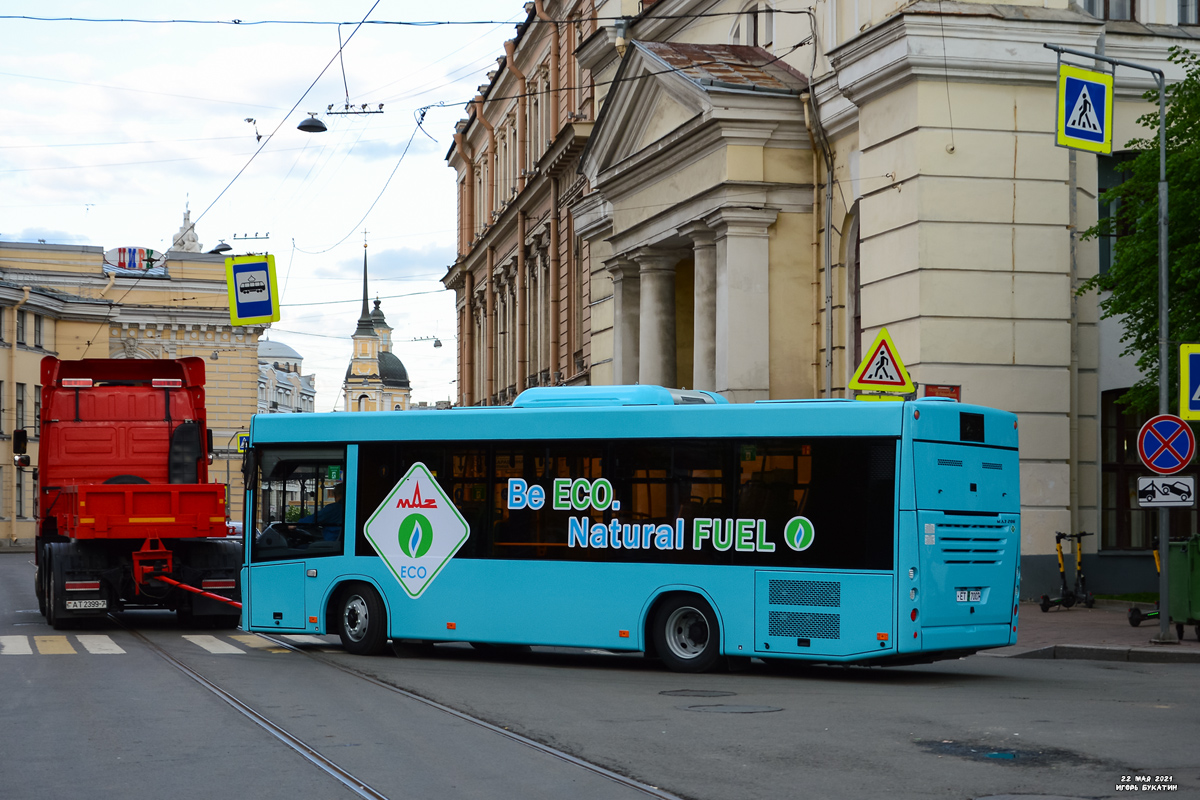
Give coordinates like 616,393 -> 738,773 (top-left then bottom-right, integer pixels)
449,0 -> 1198,593
0,240 -> 264,547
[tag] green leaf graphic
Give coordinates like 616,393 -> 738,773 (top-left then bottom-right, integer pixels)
398,513 -> 433,558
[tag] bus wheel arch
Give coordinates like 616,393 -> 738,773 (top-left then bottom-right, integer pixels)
332,581 -> 388,655
646,591 -> 722,673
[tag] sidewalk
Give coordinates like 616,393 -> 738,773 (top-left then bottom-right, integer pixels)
984,600 -> 1200,663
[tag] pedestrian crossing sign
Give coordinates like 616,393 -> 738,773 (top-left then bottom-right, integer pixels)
1181,344 -> 1200,421
850,327 -> 915,395
1056,63 -> 1113,154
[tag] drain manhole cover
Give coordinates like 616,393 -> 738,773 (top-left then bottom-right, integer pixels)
660,690 -> 736,697
683,704 -> 782,714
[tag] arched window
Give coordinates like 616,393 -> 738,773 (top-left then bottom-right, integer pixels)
731,1 -> 774,48
357,394 -> 370,413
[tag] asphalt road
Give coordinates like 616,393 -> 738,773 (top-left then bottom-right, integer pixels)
2,552 -> 1197,800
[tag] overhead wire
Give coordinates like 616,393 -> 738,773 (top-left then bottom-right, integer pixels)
77,0 -> 384,352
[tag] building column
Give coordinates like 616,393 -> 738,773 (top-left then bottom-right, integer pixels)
633,249 -> 681,388
680,224 -> 716,392
705,207 -> 779,403
606,257 -> 640,384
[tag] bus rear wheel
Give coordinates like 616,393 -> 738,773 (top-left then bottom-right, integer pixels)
336,583 -> 387,656
652,595 -> 720,673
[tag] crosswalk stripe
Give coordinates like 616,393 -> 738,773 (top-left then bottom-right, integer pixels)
0,635 -> 33,655
183,634 -> 244,654
230,634 -> 289,652
77,635 -> 126,655
35,636 -> 76,655
280,635 -> 328,645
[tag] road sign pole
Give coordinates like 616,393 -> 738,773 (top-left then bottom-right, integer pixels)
1045,44 -> 1175,642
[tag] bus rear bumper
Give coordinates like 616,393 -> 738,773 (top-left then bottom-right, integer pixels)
918,622 -> 1013,653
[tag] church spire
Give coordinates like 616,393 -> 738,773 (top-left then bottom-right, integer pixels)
354,231 -> 375,336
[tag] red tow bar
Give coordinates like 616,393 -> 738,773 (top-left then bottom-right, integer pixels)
152,575 -> 243,610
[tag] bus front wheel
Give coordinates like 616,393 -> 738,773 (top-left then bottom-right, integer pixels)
652,595 -> 720,673
336,583 -> 387,656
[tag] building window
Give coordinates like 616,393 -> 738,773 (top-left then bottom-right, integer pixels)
1182,0 -> 1199,24
1100,389 -> 1197,549
33,386 -> 40,436
16,311 -> 26,345
15,384 -> 25,431
731,2 -> 774,47
33,315 -> 42,348
1097,155 -> 1135,276
1085,0 -> 1134,20
16,468 -> 25,518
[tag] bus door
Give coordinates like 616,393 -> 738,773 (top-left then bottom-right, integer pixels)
247,447 -> 347,632
913,423 -> 1019,630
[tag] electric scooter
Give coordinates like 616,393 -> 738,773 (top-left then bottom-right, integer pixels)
1040,531 -> 1095,611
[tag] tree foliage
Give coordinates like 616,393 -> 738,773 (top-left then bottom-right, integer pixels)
1078,46 -> 1200,414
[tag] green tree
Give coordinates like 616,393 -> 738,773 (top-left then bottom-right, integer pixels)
1078,46 -> 1200,414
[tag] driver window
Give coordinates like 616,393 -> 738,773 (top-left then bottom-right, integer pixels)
253,447 -> 346,563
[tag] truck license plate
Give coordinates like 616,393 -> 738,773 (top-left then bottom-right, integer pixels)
956,590 -> 981,603
66,599 -> 107,610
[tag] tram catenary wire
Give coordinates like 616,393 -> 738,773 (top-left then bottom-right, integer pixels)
111,617 -> 685,800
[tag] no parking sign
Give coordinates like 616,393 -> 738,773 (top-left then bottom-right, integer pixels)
1138,414 -> 1196,475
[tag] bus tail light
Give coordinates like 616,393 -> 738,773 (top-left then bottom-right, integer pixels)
201,579 -> 236,591
152,379 -> 183,388
66,581 -> 101,591
62,378 -> 93,388
910,609 -> 918,622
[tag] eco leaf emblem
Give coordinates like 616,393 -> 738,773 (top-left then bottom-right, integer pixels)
783,516 -> 815,551
398,513 -> 433,558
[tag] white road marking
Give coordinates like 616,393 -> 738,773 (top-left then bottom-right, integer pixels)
0,635 -> 33,655
280,635 -> 328,645
183,635 -> 244,654
76,635 -> 126,654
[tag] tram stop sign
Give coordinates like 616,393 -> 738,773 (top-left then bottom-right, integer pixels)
1137,414 -> 1196,476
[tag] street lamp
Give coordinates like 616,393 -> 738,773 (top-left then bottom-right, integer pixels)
297,113 -> 327,133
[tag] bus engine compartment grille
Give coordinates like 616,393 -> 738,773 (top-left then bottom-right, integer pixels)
768,579 -> 840,607
768,610 -> 840,639
935,524 -> 1007,565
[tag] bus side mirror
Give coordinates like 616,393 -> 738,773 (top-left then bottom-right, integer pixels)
207,428 -> 214,455
12,429 -> 27,455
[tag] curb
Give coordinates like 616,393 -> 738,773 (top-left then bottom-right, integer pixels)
1006,644 -> 1200,663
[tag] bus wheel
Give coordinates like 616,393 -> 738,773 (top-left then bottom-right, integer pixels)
653,595 -> 720,673
336,583 -> 387,656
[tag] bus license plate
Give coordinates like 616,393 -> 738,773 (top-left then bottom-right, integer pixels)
66,599 -> 107,610
956,590 -> 981,603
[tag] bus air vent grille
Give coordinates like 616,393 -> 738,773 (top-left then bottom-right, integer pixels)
937,459 -> 963,467
768,579 -> 840,607
769,610 -> 840,640
983,462 -> 1003,470
937,532 -> 1006,564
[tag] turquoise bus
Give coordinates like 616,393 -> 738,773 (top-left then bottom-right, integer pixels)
240,386 -> 1020,672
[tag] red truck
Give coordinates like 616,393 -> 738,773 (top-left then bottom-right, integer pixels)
19,357 -> 241,629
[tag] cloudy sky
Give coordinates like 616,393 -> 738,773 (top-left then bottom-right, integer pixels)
1,1 -> 523,408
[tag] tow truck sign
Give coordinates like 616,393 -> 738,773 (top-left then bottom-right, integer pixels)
363,463 -> 470,598
1137,476 -> 1195,508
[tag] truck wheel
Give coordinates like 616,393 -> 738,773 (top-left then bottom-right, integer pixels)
336,583 -> 387,656
35,552 -> 46,617
46,547 -> 69,631
652,595 -> 720,673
